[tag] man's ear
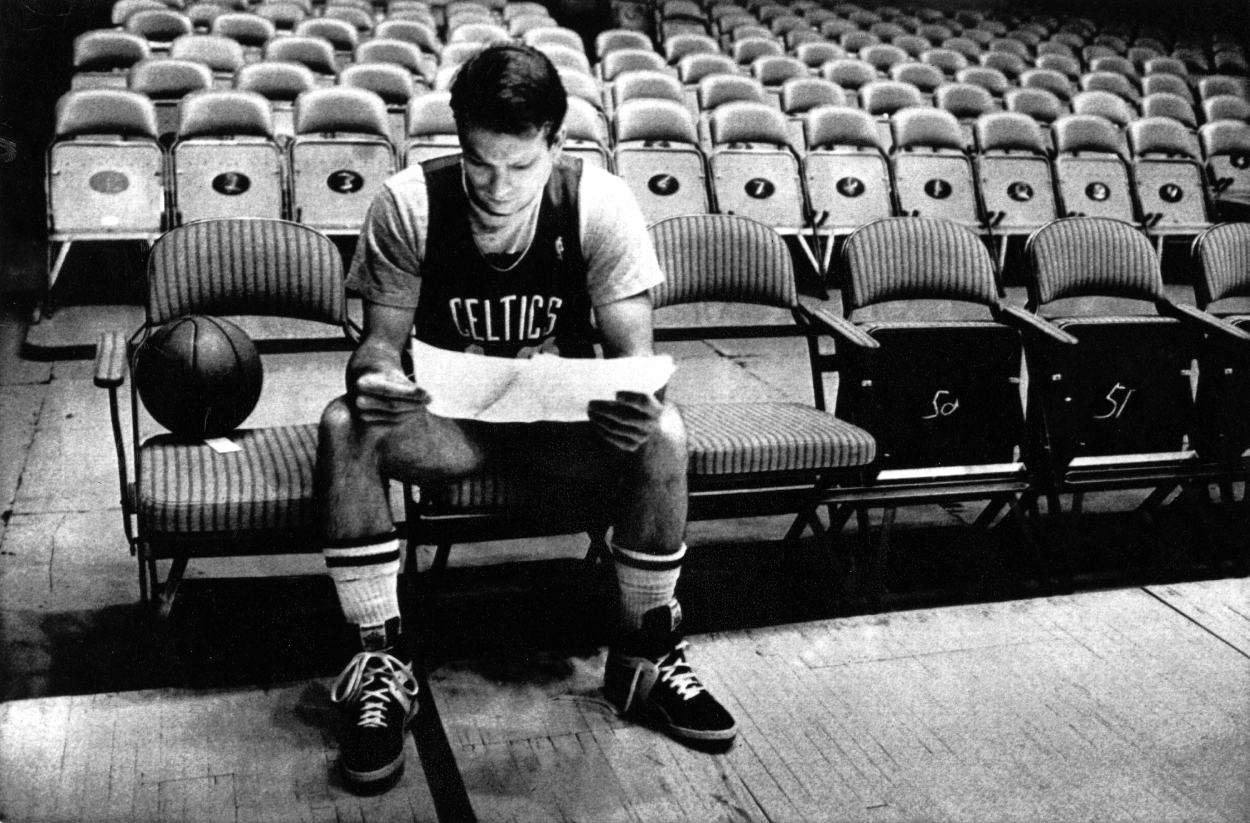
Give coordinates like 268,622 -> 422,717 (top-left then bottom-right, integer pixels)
548,123 -> 567,156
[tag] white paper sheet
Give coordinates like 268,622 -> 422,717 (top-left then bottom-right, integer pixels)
411,340 -> 677,423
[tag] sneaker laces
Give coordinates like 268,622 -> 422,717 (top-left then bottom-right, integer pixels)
621,640 -> 705,713
331,651 -> 419,729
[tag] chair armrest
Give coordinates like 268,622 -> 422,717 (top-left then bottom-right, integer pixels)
994,304 -> 1079,346
795,297 -> 880,349
94,331 -> 128,389
1157,300 -> 1250,345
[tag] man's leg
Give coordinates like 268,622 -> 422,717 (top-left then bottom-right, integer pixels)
594,401 -> 738,747
316,396 -> 490,792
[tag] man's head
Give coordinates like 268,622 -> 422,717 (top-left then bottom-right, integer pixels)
450,44 -> 569,217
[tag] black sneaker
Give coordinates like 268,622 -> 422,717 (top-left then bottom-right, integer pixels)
604,600 -> 738,748
331,650 -> 419,791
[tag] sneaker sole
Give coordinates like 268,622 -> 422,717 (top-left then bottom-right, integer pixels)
343,753 -> 405,788
665,718 -> 739,743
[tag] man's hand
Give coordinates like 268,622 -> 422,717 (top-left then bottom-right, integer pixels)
588,391 -> 663,453
350,366 -> 430,425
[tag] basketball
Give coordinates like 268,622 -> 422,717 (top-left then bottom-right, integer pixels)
134,315 -> 264,439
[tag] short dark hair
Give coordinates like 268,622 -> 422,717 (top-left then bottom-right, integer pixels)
449,44 -> 568,143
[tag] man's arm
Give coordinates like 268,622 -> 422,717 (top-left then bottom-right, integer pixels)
348,301 -> 429,425
588,292 -> 666,452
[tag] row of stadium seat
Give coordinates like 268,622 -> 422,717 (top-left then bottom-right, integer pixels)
47,83 -> 1250,286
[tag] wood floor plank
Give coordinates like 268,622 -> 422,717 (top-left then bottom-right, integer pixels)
1147,578 -> 1250,657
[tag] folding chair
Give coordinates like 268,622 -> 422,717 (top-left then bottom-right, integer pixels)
339,63 -> 419,147
821,59 -> 878,107
169,33 -> 245,89
128,58 -> 215,141
1127,117 -> 1212,245
404,213 -> 879,607
696,74 -> 770,150
72,30 -> 151,90
890,107 -> 984,233
93,217 -> 360,616
171,90 -> 286,224
290,87 -> 396,234
828,216 -> 1075,603
562,96 -> 613,171
44,90 -> 167,316
781,77 -> 846,148
1021,217 -> 1249,583
707,101 -> 818,268
1191,222 -> 1250,471
751,55 -> 808,108
974,111 -> 1059,271
612,97 -> 709,223
1199,121 -> 1250,222
936,81 -> 994,149
1051,114 -> 1138,224
404,90 -> 459,166
860,79 -> 926,150
234,61 -> 316,139
801,105 -> 893,265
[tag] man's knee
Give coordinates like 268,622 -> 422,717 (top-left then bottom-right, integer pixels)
643,401 -> 688,475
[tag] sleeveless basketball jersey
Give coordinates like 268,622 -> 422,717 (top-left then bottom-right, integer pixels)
415,155 -> 597,359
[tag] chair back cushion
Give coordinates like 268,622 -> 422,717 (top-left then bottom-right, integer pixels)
649,214 -> 797,309
1027,217 -> 1164,305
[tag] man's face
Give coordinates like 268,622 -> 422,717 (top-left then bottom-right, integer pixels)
459,123 -> 565,217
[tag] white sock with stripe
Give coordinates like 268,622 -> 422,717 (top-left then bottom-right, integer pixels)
611,542 -> 686,631
324,532 -> 402,636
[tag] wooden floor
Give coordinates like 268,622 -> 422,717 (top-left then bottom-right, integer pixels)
3,578 -> 1247,823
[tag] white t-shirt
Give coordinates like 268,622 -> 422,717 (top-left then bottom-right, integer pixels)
345,160 -> 665,310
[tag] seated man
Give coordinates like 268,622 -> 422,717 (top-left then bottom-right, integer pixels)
317,43 -> 738,794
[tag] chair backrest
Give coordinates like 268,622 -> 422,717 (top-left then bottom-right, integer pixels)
805,105 -> 885,151
1194,222 -> 1250,307
1090,54 -> 1138,80
1004,87 -> 1064,124
263,35 -> 337,75
795,42 -> 845,69
752,55 -> 807,87
956,66 -> 1009,96
1146,57 -> 1189,79
1027,217 -> 1163,306
295,87 -> 390,138
170,34 -> 245,73
324,4 -> 374,33
663,32 -> 718,64
980,50 -> 1026,78
1035,53 -> 1081,80
1080,70 -> 1141,103
407,90 -> 456,137
234,60 -> 316,101
126,8 -> 194,41
178,89 -> 274,138
1203,95 -> 1250,124
74,30 -> 151,71
709,100 -> 790,146
1128,116 -> 1199,159
861,43 -> 909,72
698,74 -> 768,111
147,218 -> 346,324
1071,90 -> 1135,129
564,96 -> 608,146
1053,113 -> 1124,155
129,58 -> 214,99
613,69 -> 684,105
339,63 -> 418,105
1021,68 -> 1074,101
55,88 -> 159,139
594,28 -> 652,58
861,80 -> 927,117
1141,92 -> 1196,129
212,13 -> 276,48
842,217 -> 998,310
921,47 -> 968,75
649,214 -> 796,309
605,48 -> 668,81
375,20 -> 441,54
781,77 -> 845,114
356,39 -> 430,78
936,82 -> 993,118
891,62 -> 945,93
1199,76 -> 1249,102
976,111 -> 1047,154
294,18 -> 358,51
892,34 -> 930,58
893,107 -> 964,150
614,98 -> 698,144
821,59 -> 877,91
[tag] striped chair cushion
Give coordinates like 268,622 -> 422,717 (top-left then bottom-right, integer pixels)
147,218 -> 346,325
137,424 -> 317,534
683,402 -> 876,475
650,214 -> 797,310
419,402 -> 876,510
1027,217 -> 1164,306
843,217 -> 999,310
1195,222 -> 1250,307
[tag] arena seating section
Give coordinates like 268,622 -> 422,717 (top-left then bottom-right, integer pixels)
53,0 -> 1250,281
70,0 -> 1250,609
